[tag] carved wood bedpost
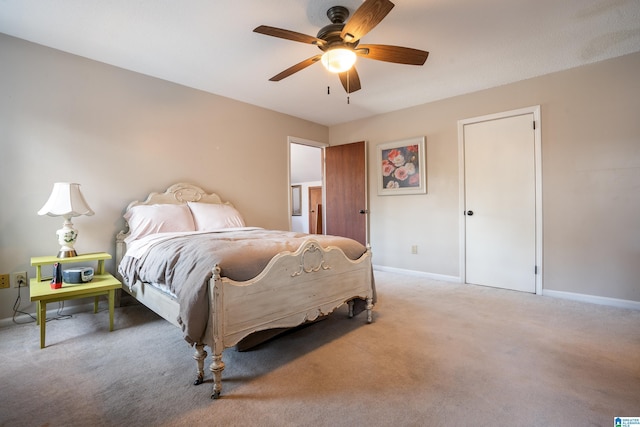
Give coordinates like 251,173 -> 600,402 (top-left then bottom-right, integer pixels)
210,265 -> 225,399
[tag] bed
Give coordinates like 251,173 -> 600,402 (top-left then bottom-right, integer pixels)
115,183 -> 375,398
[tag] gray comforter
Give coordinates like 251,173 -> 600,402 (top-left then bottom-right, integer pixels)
118,229 -> 370,345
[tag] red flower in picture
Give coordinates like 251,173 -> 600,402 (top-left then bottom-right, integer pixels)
382,160 -> 395,177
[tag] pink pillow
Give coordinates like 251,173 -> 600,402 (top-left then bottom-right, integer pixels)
124,204 -> 195,243
187,202 -> 245,230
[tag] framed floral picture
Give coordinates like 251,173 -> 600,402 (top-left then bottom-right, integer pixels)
377,136 -> 426,195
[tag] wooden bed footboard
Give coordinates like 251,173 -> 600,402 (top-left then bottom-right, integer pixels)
202,238 -> 374,399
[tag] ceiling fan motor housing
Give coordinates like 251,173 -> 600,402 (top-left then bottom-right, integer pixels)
317,6 -> 359,51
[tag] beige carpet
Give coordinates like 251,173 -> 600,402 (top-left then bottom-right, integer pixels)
1,271 -> 639,427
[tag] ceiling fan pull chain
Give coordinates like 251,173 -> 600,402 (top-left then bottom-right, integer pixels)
346,70 -> 350,103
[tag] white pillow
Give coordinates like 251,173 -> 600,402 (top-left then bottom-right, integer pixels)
124,203 -> 195,243
187,202 -> 246,230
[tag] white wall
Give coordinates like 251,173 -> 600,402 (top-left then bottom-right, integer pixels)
0,34 -> 328,321
290,143 -> 322,183
330,51 -> 640,304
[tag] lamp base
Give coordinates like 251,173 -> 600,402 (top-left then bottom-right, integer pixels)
57,249 -> 77,258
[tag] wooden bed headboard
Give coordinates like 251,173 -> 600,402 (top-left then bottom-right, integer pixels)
115,183 -> 232,272
124,183 -> 228,211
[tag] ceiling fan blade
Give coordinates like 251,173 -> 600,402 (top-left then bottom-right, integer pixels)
341,0 -> 395,43
269,55 -> 323,81
339,67 -> 362,93
356,44 -> 429,65
254,25 -> 325,46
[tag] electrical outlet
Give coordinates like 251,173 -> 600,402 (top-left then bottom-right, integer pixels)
11,271 -> 27,288
0,274 -> 9,289
411,245 -> 418,254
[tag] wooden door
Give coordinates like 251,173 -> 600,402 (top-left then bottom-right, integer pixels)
325,141 -> 368,245
308,186 -> 323,234
463,113 -> 536,293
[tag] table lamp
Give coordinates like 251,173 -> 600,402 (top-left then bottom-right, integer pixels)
38,182 -> 94,258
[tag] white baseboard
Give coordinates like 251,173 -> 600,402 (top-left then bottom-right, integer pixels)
0,301 -> 96,329
373,265 -> 460,283
373,265 -> 640,311
542,289 -> 640,311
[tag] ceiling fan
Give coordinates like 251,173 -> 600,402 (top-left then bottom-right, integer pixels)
253,0 -> 429,94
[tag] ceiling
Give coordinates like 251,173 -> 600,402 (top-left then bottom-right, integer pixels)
1,0 -> 639,126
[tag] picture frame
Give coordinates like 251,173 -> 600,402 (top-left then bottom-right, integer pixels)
291,185 -> 302,216
377,136 -> 426,195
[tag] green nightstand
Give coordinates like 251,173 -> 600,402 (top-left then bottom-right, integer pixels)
30,252 -> 122,348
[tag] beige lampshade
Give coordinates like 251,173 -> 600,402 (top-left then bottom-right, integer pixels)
38,183 -> 94,257
38,182 -> 94,218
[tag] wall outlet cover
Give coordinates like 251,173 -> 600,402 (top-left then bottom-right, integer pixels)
11,272 -> 27,288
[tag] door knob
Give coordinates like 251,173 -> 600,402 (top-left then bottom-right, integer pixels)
466,210 -> 474,216
359,209 -> 369,214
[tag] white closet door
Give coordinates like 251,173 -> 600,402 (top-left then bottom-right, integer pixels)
463,112 -> 536,293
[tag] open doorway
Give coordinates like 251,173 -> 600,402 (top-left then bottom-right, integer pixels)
289,138 -> 326,233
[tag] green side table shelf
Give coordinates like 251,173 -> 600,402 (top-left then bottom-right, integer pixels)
30,252 -> 122,348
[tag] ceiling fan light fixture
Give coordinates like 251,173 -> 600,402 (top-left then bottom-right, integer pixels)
321,47 -> 356,73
